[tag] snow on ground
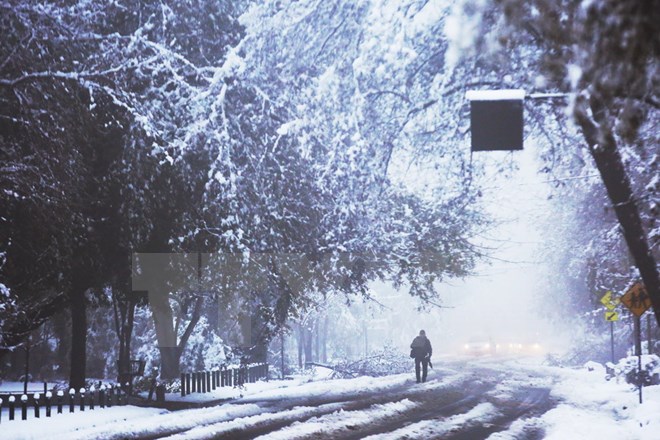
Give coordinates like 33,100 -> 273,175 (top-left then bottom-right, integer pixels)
153,376 -> 308,403
478,356 -> 660,440
3,357 -> 660,439
0,381 -> 52,393
165,402 -> 347,439
363,402 -> 500,440
255,399 -> 419,440
1,406 -> 168,440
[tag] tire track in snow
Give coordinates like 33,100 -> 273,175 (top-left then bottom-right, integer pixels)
254,399 -> 420,440
362,402 -> 501,440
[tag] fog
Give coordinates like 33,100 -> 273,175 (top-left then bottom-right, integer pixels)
361,143 -> 572,358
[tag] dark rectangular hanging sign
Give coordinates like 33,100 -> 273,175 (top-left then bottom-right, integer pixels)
466,89 -> 525,151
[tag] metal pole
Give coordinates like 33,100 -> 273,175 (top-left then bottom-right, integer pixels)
527,92 -> 572,99
647,314 -> 652,355
610,321 -> 614,363
635,315 -> 643,404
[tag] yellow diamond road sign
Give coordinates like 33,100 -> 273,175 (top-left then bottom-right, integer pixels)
605,311 -> 619,322
621,282 -> 651,317
600,291 -> 619,310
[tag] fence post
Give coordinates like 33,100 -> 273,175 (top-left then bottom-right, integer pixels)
9,395 -> 15,420
107,386 -> 113,408
181,373 -> 186,397
21,394 -> 27,420
0,397 -> 3,424
57,390 -> 63,413
45,391 -> 52,417
69,388 -> 75,413
186,373 -> 191,394
191,373 -> 196,393
89,385 -> 95,410
99,385 -> 106,408
79,388 -> 86,411
33,393 -> 40,418
212,370 -> 216,390
206,371 -> 211,392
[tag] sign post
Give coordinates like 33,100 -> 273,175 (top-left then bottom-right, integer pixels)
621,282 -> 651,404
601,291 -> 619,363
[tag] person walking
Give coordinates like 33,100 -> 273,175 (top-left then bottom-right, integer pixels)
410,330 -> 432,383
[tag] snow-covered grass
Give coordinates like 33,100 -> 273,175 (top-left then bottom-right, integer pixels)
3,357 -> 660,440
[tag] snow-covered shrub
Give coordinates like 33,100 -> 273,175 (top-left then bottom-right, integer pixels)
616,354 -> 660,386
180,316 -> 229,372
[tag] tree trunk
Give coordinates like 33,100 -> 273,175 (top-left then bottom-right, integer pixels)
297,326 -> 303,369
69,287 -> 87,389
159,346 -> 182,380
149,280 -> 178,379
53,311 -> 70,375
322,315 -> 328,363
304,325 -> 312,366
113,293 -> 136,382
314,318 -> 320,362
575,95 -> 660,326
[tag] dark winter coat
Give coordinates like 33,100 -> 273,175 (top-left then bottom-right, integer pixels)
410,335 -> 432,359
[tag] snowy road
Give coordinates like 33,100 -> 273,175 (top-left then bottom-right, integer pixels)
10,356 -> 660,440
153,359 -> 556,440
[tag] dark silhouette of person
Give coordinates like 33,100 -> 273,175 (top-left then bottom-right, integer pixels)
410,330 -> 433,383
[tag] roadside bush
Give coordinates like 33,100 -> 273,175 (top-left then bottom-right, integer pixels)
328,345 -> 411,378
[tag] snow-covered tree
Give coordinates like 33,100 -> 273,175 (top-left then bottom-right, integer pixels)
449,0 -> 659,323
1,0 -> 489,381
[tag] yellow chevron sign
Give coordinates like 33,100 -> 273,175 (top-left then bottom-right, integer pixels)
600,291 -> 619,310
